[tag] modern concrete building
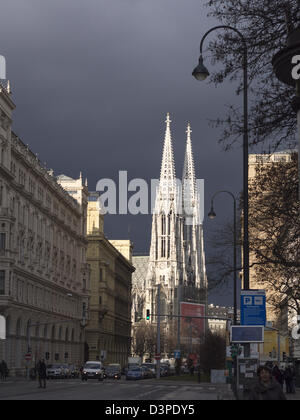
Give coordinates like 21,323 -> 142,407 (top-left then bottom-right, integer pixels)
0,82 -> 90,375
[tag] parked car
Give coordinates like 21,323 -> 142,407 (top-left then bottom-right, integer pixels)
126,366 -> 143,380
141,366 -> 154,379
60,364 -> 72,379
46,364 -> 64,379
104,364 -> 121,379
69,365 -> 80,378
142,363 -> 156,376
81,361 -> 104,381
160,363 -> 170,376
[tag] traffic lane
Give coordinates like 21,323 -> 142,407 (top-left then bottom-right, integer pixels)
0,379 -> 171,400
0,379 -> 229,401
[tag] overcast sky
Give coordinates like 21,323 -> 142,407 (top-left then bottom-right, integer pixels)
0,0 -> 249,306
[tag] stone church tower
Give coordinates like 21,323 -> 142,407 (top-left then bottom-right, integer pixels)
145,114 -> 207,328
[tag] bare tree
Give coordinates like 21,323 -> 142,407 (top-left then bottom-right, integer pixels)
248,154 -> 300,318
205,0 -> 300,152
132,322 -> 147,357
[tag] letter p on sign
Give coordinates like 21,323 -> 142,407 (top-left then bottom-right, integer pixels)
0,56 -> 6,80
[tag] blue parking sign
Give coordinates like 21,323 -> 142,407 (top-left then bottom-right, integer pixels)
174,350 -> 181,359
241,290 -> 266,326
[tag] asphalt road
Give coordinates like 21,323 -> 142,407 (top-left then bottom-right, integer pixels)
0,377 -> 234,401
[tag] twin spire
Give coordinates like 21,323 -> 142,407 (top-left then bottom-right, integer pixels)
160,113 -> 197,190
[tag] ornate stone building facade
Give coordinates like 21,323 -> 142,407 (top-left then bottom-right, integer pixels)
85,193 -> 134,368
0,82 -> 90,375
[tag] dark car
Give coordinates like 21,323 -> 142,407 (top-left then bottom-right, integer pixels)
104,364 -> 122,380
126,366 -> 143,380
160,364 -> 170,376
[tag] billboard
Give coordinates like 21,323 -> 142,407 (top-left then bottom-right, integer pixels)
180,302 -> 205,347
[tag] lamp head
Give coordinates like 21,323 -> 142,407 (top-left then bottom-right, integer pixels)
192,55 -> 210,81
208,207 -> 216,220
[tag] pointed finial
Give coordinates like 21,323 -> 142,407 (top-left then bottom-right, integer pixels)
186,123 -> 192,136
165,113 -> 171,125
85,178 -> 88,187
79,171 -> 82,180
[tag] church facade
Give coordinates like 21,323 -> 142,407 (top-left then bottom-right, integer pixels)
132,114 -> 207,349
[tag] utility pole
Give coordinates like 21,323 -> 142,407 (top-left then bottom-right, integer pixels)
156,283 -> 161,379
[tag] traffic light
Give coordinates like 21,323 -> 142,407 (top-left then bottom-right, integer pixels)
230,344 -> 242,358
146,309 -> 150,320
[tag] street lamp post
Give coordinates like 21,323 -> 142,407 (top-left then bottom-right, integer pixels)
193,25 -> 250,291
208,190 -> 238,325
208,190 -> 239,396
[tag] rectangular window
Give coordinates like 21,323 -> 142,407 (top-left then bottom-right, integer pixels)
0,271 -> 5,295
0,233 -> 5,250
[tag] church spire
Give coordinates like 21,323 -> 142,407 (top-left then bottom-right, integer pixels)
182,123 -> 197,211
160,113 -> 176,182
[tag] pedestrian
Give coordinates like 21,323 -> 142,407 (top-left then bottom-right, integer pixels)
37,359 -> 47,389
284,365 -> 296,394
0,360 -> 8,381
272,363 -> 284,389
249,365 -> 286,400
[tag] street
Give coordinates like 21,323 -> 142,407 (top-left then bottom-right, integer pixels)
0,378 -> 235,401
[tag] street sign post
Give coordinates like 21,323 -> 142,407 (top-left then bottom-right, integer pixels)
241,290 -> 266,326
25,353 -> 32,361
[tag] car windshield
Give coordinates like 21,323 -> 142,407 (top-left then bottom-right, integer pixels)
84,364 -> 101,369
106,366 -> 119,371
143,364 -> 155,368
130,367 -> 141,371
47,365 -> 61,369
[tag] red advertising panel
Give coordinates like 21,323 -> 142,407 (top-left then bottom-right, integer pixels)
180,302 -> 205,347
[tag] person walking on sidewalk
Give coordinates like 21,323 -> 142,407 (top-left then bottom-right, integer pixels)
284,365 -> 296,394
37,359 -> 47,389
0,360 -> 8,381
249,365 -> 286,400
272,363 -> 284,389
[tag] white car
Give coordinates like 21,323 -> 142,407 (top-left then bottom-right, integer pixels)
46,364 -> 64,379
82,361 -> 104,381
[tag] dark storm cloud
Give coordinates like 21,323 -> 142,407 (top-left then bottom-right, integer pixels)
0,0 -> 245,305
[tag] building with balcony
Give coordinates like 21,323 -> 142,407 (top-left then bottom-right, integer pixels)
0,82 -> 90,375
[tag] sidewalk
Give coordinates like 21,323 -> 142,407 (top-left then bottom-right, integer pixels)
286,388 -> 300,400
0,377 -> 29,384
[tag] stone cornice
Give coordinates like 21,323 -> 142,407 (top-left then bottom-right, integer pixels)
11,179 -> 87,244
11,132 -> 82,216
87,234 -> 135,272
